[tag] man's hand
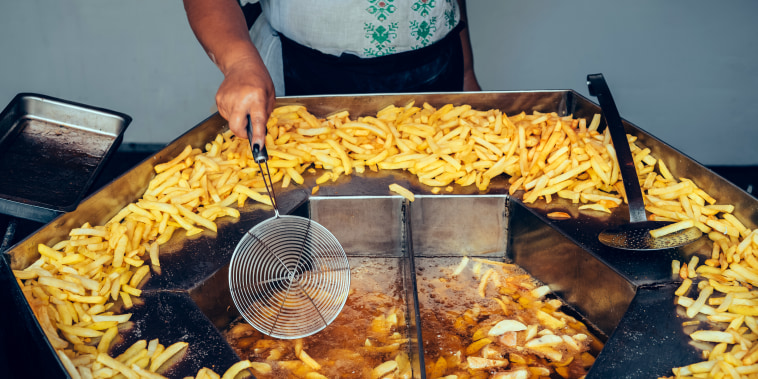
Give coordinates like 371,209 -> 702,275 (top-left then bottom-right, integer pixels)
216,57 -> 275,147
184,0 -> 274,146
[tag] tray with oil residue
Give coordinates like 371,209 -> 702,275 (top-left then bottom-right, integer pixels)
0,93 -> 131,223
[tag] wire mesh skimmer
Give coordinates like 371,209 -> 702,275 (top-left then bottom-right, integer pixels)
229,121 -> 350,339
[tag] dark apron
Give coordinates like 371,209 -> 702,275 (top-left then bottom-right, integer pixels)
279,23 -> 464,96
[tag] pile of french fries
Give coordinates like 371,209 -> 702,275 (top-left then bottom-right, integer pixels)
11,131 -> 266,378
11,100 -> 758,378
664,226 -> 758,377
262,104 -> 630,211
420,257 -> 600,379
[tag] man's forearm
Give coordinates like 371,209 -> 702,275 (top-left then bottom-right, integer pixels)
183,0 -> 275,144
456,0 -> 481,90
456,0 -> 474,71
183,0 -> 262,75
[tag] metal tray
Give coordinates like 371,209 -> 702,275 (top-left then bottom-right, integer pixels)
0,93 -> 131,223
4,91 -> 757,378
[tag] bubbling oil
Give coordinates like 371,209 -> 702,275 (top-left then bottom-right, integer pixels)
416,257 -> 602,379
224,257 -> 411,378
223,256 -> 602,378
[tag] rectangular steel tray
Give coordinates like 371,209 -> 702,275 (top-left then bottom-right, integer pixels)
0,93 -> 131,223
4,91 -> 757,378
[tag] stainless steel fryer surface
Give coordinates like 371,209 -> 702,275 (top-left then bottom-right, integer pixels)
4,91 -> 756,378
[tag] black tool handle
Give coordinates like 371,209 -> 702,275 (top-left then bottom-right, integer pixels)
587,73 -> 647,223
246,115 -> 268,163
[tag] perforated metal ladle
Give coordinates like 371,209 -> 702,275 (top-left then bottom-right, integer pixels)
587,73 -> 702,250
227,118 -> 350,339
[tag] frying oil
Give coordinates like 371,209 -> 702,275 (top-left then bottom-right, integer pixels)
224,257 -> 409,378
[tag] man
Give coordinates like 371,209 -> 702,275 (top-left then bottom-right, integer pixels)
183,0 -> 480,148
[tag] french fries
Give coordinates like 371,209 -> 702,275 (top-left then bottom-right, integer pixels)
12,129 -> 274,378
663,181 -> 758,378
650,219 -> 695,238
419,256 -> 601,378
389,183 -> 415,202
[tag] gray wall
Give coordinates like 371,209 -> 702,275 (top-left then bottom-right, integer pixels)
467,0 -> 758,166
1,1 -> 756,165
1,0 -> 222,146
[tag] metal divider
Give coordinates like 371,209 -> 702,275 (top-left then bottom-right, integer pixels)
405,194 -> 510,378
400,199 -> 427,378
308,196 -> 421,376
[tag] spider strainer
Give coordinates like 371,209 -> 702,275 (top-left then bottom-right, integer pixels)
228,121 -> 350,339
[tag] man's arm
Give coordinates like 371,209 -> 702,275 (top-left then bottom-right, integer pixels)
457,0 -> 482,91
183,0 -> 274,146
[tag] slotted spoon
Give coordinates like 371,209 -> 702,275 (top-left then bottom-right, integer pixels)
587,73 -> 702,251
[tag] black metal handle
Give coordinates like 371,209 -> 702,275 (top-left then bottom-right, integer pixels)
252,144 -> 268,164
587,73 -> 647,223
246,115 -> 268,163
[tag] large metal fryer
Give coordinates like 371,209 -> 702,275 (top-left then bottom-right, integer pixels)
3,91 -> 756,378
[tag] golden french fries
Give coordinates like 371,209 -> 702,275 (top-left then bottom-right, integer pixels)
388,183 -> 415,202
667,190 -> 758,379
650,219 -> 696,238
547,211 -> 572,220
11,129 -> 269,378
220,360 -> 251,379
418,256 -> 601,378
